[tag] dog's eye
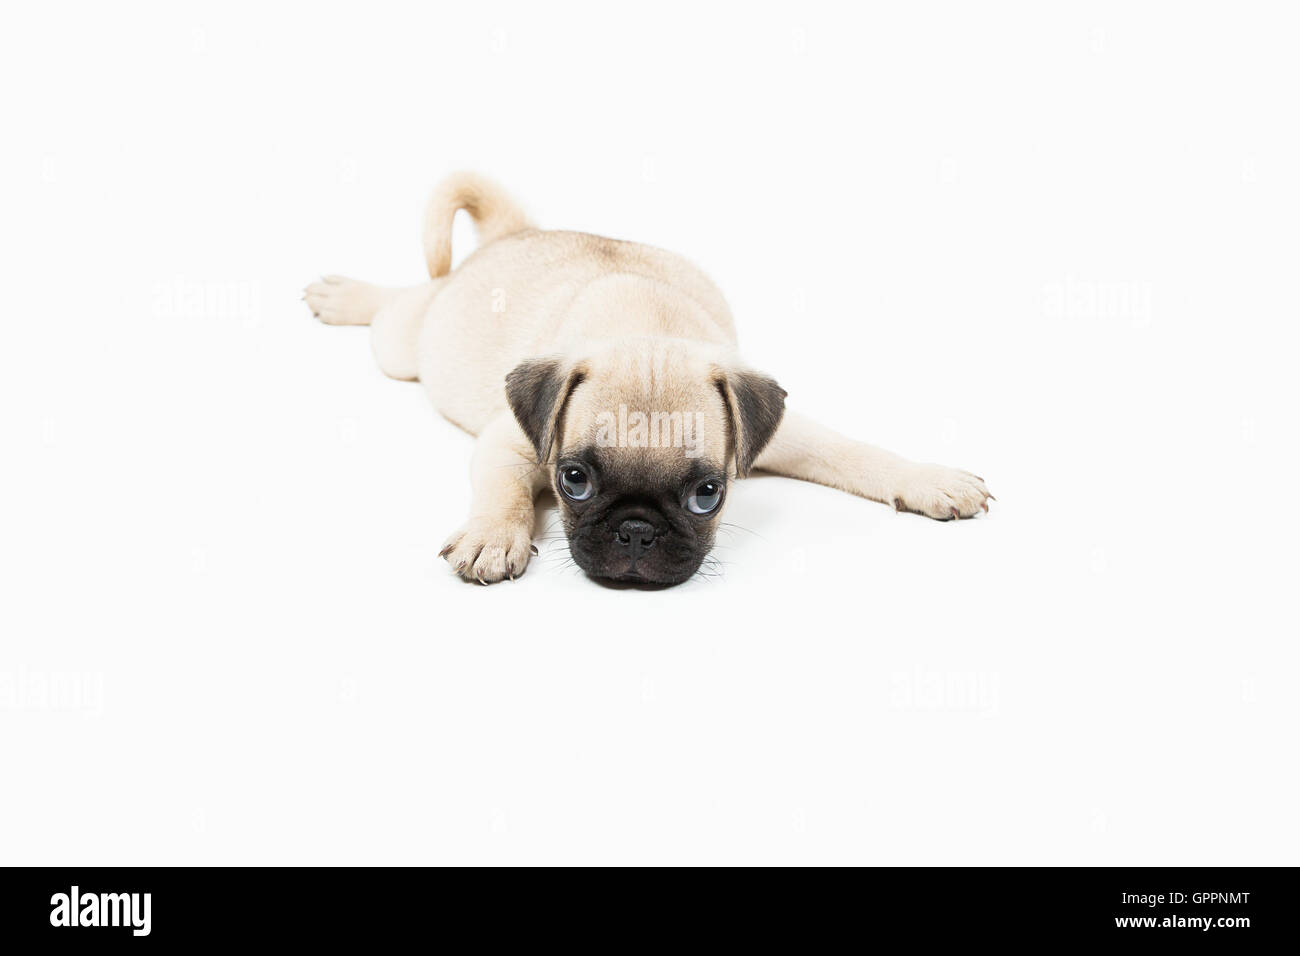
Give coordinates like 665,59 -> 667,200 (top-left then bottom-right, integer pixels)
559,466 -> 594,501
685,480 -> 723,515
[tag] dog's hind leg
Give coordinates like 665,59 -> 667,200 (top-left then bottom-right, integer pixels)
369,281 -> 444,381
305,276 -> 443,381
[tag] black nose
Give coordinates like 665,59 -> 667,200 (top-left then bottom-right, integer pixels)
616,519 -> 657,557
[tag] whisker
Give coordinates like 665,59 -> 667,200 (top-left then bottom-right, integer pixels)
717,521 -> 768,543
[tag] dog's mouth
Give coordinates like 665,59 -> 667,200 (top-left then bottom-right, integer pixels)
568,539 -> 704,587
589,561 -> 694,589
602,555 -> 678,584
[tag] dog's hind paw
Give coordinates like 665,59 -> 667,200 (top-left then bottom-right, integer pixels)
303,275 -> 383,326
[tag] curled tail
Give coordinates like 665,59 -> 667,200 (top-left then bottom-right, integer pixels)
423,172 -> 531,278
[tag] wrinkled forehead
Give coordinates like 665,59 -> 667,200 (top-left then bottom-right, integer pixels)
560,373 -> 730,466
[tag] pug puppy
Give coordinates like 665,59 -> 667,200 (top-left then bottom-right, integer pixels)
305,173 -> 992,585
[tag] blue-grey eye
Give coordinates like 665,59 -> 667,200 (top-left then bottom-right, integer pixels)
559,466 -> 593,501
686,480 -> 723,515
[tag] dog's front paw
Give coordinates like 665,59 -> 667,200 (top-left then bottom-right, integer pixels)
439,519 -> 536,584
892,464 -> 993,520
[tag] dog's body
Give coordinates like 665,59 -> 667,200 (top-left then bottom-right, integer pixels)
306,173 -> 991,585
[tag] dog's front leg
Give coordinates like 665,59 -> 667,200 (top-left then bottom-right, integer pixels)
439,413 -> 546,583
753,410 -> 992,520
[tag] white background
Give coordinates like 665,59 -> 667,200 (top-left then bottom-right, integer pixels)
2,2 -> 1297,865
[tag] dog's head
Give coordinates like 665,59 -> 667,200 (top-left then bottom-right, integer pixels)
506,339 -> 785,585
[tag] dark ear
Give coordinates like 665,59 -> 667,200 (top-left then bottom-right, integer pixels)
715,368 -> 787,478
505,357 -> 586,463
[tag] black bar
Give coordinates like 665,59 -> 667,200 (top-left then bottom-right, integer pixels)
0,867 -> 1291,945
